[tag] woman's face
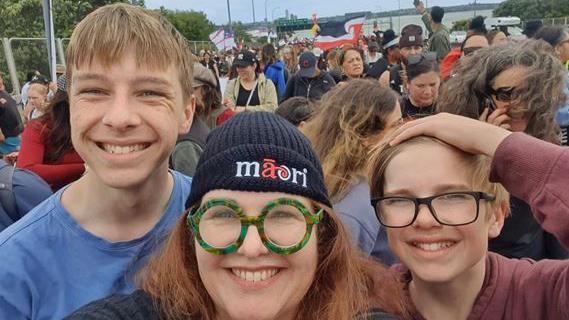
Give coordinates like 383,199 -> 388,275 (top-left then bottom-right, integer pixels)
341,49 -> 364,78
491,32 -> 508,46
196,190 -> 319,320
490,66 -> 530,132
407,71 -> 440,107
555,31 -> 569,62
236,64 -> 256,80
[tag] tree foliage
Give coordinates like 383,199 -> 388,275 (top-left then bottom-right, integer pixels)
157,7 -> 215,41
493,0 -> 569,20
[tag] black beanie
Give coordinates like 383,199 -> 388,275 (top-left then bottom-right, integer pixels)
185,112 -> 332,209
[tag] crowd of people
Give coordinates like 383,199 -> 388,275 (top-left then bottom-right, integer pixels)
0,1 -> 568,319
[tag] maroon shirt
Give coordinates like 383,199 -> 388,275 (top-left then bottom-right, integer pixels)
396,133 -> 569,320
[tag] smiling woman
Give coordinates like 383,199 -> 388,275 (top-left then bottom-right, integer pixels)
66,112 -> 409,320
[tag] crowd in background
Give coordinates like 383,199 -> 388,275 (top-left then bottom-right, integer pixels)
0,1 -> 568,319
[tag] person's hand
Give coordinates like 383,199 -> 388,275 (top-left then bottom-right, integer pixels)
389,113 -> 512,158
223,98 -> 235,110
479,107 -> 511,130
234,106 -> 247,113
23,102 -> 35,120
48,81 -> 58,93
4,152 -> 18,165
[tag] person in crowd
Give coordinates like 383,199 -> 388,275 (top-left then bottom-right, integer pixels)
16,79 -> 85,191
370,112 -> 569,320
437,41 -> 568,260
338,47 -> 368,81
20,70 -> 41,106
170,63 -> 221,177
282,52 -> 336,102
368,30 -> 400,79
487,30 -> 509,46
380,24 -> 424,94
302,79 -> 401,265
23,80 -> 49,122
401,52 -> 440,119
261,44 -> 286,100
201,51 -> 220,80
67,112 -> 408,320
461,32 -> 490,57
280,45 -> 298,79
275,96 -> 316,128
439,17 -> 487,81
415,1 -> 450,61
223,50 -> 278,113
366,41 -> 382,64
326,48 -> 344,83
0,74 -> 23,157
522,20 -> 543,39
534,26 -> 569,146
0,4 -> 194,319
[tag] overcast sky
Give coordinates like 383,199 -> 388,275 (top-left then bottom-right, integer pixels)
146,0 -> 504,24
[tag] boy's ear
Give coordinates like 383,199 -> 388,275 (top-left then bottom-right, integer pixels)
180,94 -> 196,135
488,201 -> 508,239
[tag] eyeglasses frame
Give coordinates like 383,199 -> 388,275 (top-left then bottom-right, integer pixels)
370,191 -> 496,228
187,197 -> 324,255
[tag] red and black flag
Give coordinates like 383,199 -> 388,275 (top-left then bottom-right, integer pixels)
314,15 -> 365,50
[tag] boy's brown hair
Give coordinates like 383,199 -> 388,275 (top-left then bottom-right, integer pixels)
66,3 -> 193,101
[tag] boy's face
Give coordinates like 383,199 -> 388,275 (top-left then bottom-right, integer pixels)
382,142 -> 504,284
69,48 -> 194,189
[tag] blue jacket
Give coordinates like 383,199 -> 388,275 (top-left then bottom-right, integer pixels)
264,60 -> 286,99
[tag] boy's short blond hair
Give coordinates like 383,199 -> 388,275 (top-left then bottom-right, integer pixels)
28,83 -> 48,96
368,136 -> 509,220
66,3 -> 193,101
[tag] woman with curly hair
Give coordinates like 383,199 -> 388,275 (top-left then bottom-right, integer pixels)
302,79 -> 402,265
67,112 -> 409,320
436,40 -> 568,260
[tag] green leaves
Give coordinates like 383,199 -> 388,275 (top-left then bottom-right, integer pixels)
493,0 -> 569,21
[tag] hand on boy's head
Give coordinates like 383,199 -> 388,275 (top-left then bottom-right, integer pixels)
389,113 -> 512,157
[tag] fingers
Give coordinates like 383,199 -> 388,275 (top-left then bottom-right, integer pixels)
485,108 -> 509,127
478,108 -> 489,122
389,117 -> 432,146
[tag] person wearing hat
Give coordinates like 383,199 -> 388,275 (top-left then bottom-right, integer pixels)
366,41 -> 382,65
223,50 -> 278,114
379,24 -> 424,95
415,1 -> 450,61
67,112 -> 408,320
170,63 -> 222,177
282,51 -> 336,102
522,20 -> 543,39
367,30 -> 401,79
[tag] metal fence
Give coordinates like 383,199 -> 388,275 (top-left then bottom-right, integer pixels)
522,17 -> 569,28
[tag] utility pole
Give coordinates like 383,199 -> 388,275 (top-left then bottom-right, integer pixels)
226,0 -> 233,33
252,0 -> 256,23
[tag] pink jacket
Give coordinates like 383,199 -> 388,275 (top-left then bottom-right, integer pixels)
400,133 -> 569,320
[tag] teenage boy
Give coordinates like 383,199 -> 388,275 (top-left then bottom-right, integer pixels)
0,4 -> 195,319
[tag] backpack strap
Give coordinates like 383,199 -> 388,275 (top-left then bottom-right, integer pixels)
0,160 -> 18,224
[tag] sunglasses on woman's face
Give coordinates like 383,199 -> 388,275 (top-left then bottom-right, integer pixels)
489,86 -> 516,102
462,47 -> 483,56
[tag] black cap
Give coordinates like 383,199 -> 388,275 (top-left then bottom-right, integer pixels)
523,20 -> 543,37
298,52 -> 317,78
233,51 -> 258,67
400,24 -> 423,48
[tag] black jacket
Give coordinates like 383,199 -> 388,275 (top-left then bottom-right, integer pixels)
282,71 -> 336,101
66,290 -> 401,320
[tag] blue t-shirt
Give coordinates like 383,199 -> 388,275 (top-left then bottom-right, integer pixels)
333,178 -> 396,265
0,171 -> 191,320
